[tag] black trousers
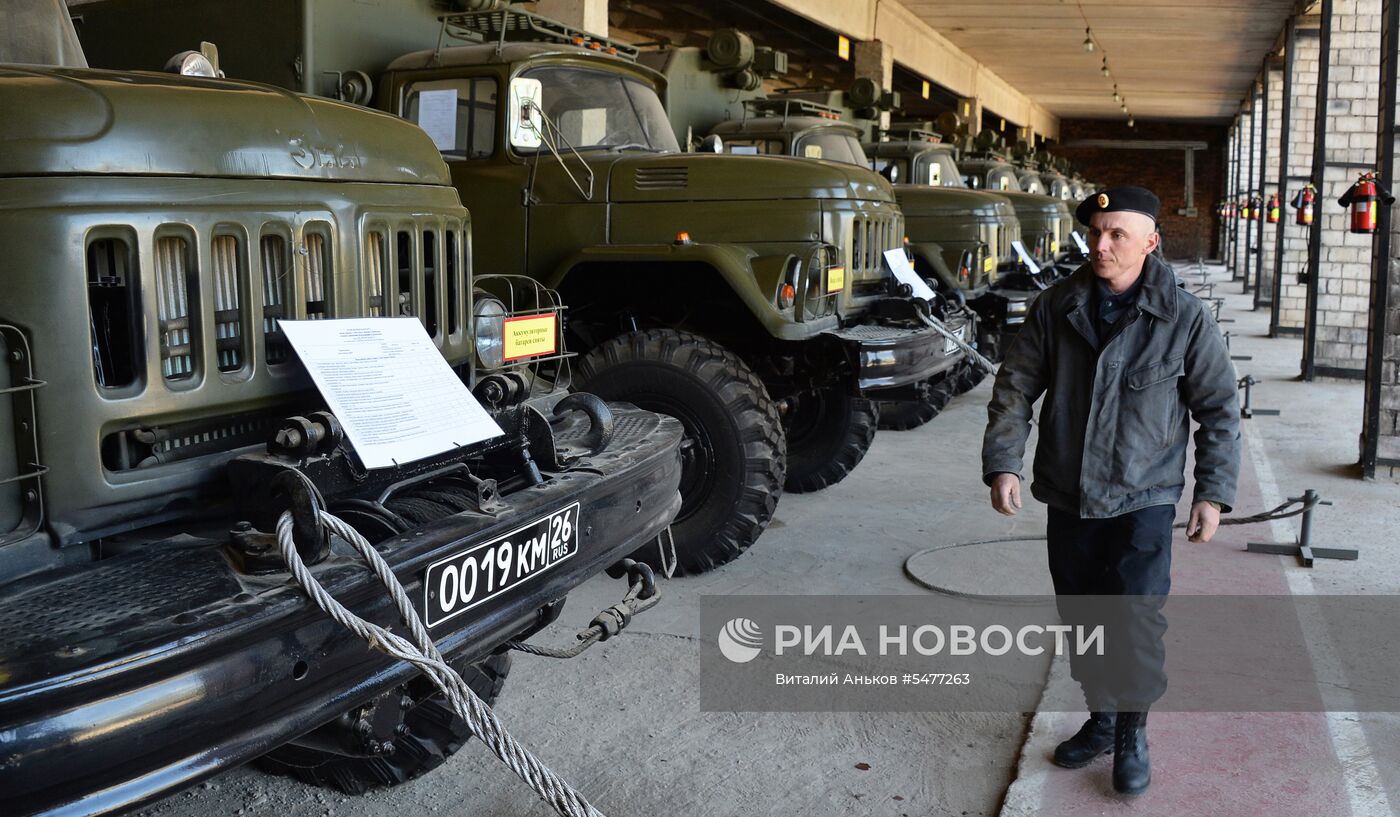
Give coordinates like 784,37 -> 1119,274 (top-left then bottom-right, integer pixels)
1046,504 -> 1174,712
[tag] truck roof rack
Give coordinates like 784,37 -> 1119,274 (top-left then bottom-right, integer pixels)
438,6 -> 639,61
884,128 -> 942,144
740,97 -> 844,123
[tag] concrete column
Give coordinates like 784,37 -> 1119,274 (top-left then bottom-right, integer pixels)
957,96 -> 982,136
1233,106 -> 1254,278
534,0 -> 608,37
1259,61 -> 1285,304
1275,22 -> 1322,335
1310,0 -> 1382,377
853,40 -> 894,129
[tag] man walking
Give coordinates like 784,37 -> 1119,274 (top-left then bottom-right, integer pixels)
981,186 -> 1240,795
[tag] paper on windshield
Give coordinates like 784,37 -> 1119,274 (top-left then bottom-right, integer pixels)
417,89 -> 458,152
883,249 -> 938,301
1072,231 -> 1091,255
279,318 -> 503,469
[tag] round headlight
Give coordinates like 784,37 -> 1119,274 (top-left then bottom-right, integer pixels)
164,51 -> 219,78
472,297 -> 507,369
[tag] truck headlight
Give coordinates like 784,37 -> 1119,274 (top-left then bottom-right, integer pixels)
473,297 -> 507,369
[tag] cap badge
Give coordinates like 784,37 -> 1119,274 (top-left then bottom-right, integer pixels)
1097,193 -> 1110,208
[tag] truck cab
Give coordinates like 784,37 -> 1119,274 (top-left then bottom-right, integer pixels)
1,3 -> 682,813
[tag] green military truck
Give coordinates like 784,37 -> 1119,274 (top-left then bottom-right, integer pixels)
1,3 -> 682,814
864,131 -> 1042,368
80,2 -> 960,574
636,44 -> 971,429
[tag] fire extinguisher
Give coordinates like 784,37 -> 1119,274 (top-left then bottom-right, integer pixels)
1267,193 -> 1281,223
1238,198 -> 1250,220
1225,200 -> 1236,219
1337,172 -> 1396,234
1291,184 -> 1315,226
1251,195 -> 1263,221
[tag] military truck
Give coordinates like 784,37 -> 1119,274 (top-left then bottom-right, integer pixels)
865,131 -> 1041,369
1,3 -> 682,814
956,131 -> 1083,277
634,45 -> 972,429
80,2 -> 960,575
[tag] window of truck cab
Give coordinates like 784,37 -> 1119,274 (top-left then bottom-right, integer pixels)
511,64 -> 679,153
403,76 -> 499,160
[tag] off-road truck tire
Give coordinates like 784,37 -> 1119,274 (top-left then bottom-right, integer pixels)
576,329 -> 784,575
951,360 -> 990,395
258,653 -> 511,795
783,389 -> 878,493
876,376 -> 955,431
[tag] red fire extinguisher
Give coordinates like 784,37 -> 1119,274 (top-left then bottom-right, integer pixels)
1291,184 -> 1315,226
1338,172 -> 1395,235
1251,195 -> 1262,221
1238,198 -> 1250,220
1225,200 -> 1236,219
1267,193 -> 1281,223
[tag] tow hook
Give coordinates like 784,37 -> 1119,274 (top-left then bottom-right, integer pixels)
506,558 -> 662,659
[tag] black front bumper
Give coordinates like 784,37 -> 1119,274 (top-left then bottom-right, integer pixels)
0,405 -> 682,817
824,311 -> 970,391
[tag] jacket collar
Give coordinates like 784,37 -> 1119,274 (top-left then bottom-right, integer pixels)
1063,254 -> 1178,323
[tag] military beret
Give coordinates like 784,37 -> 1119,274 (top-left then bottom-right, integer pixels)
1075,185 -> 1161,226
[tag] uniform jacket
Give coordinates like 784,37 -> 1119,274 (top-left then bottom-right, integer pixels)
981,255 -> 1241,518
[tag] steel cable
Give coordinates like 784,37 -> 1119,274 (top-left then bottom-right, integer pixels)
903,494 -> 1323,604
276,509 -> 606,817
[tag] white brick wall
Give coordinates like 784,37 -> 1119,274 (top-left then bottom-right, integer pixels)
1259,66 -> 1286,301
1275,29 -> 1321,332
1314,0 -> 1380,373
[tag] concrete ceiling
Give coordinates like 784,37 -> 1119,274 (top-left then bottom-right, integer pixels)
904,0 -> 1299,122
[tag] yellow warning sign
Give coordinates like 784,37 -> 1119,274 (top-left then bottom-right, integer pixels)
503,313 -> 557,361
982,255 -> 996,274
827,265 -> 846,294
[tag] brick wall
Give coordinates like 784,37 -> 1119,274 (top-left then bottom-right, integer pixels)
1276,26 -> 1321,334
1053,120 -> 1226,260
1314,0 -> 1382,375
1237,93 -> 1262,283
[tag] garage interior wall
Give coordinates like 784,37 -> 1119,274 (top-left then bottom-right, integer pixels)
1052,120 -> 1226,261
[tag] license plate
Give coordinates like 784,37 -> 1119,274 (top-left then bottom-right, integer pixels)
424,502 -> 580,628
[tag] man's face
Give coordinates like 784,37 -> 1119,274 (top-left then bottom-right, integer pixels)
1086,211 -> 1159,281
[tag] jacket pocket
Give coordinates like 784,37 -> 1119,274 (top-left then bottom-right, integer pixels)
1126,355 -> 1186,391
1123,355 -> 1185,452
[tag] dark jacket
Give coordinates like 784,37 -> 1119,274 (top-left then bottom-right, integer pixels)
981,255 -> 1241,518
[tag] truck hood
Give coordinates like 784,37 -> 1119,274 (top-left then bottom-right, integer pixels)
996,190 -> 1072,219
607,152 -> 894,203
893,185 -> 1014,219
0,66 -> 450,184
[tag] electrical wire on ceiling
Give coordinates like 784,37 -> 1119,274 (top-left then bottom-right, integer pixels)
1075,0 -> 1132,125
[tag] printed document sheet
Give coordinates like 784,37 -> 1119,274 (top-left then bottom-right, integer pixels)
279,318 -> 502,469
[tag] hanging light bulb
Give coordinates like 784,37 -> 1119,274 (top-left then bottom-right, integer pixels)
1113,91 -> 1122,103
1083,28 -> 1095,52
1121,103 -> 1128,113
1101,59 -> 1111,77
1128,116 -> 1135,127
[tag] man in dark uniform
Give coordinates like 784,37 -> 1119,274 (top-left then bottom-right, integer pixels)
981,186 -> 1240,795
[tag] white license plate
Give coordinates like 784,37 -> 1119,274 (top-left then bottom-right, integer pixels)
424,502 -> 580,628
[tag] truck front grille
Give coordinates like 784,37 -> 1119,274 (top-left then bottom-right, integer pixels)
154,236 -> 194,381
849,212 -> 900,295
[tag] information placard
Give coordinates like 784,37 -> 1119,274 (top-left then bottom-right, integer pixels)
882,249 -> 938,301
279,318 -> 503,469
1010,240 -> 1042,274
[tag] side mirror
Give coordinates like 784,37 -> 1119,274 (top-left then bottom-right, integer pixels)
508,77 -> 544,149
879,163 -> 899,183
697,133 -> 723,154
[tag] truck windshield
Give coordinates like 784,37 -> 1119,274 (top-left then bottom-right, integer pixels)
983,167 -> 1022,192
914,152 -> 966,188
1018,172 -> 1045,195
793,131 -> 865,166
519,65 -> 678,153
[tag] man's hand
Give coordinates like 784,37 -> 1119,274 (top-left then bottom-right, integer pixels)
1186,501 -> 1221,543
990,473 -> 1022,516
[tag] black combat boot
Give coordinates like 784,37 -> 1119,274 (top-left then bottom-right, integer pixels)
1051,712 -> 1115,768
1112,711 -> 1150,795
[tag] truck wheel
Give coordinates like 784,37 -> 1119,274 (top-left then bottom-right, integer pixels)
876,375 -> 955,431
782,388 -> 878,493
952,361 -> 990,395
576,329 -> 784,575
258,653 -> 511,795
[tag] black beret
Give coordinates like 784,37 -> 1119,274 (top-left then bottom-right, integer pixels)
1075,185 -> 1161,226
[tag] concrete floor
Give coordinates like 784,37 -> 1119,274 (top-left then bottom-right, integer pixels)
133,260 -> 1400,817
